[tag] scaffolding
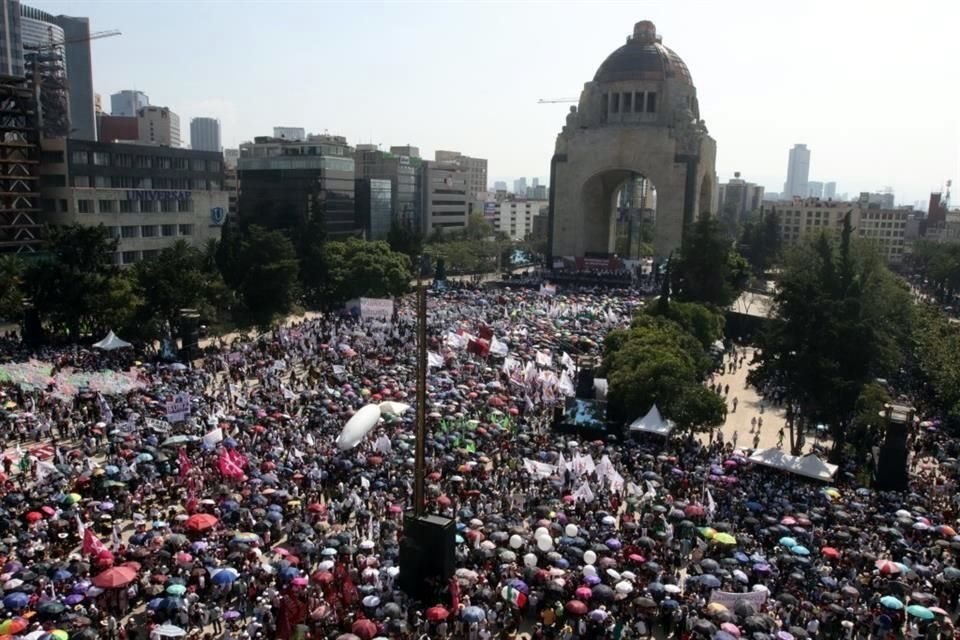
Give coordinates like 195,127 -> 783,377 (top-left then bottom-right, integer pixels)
0,75 -> 41,253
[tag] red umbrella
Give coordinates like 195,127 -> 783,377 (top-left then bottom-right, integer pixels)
313,572 -> 334,585
308,503 -> 326,513
92,566 -> 138,588
565,600 -> 588,615
185,513 -> 218,533
684,504 -> 705,517
821,547 -> 840,559
436,495 -> 452,507
426,606 -> 449,622
25,511 -> 43,523
875,559 -> 901,575
351,619 -> 377,640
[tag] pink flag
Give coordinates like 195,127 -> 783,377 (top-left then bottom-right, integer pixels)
178,447 -> 191,479
217,451 -> 246,481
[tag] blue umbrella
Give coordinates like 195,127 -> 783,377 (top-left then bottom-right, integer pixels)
733,552 -> 750,564
745,501 -> 764,512
51,569 -> 72,581
779,537 -> 798,548
700,575 -> 721,588
212,569 -> 239,585
462,605 -> 486,623
791,545 -> 810,556
3,592 -> 29,609
661,599 -> 680,609
880,595 -> 904,610
507,578 -> 529,594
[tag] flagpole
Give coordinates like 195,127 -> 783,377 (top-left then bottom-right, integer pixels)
413,256 -> 429,518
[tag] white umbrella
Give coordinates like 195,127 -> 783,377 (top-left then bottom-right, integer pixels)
156,625 -> 187,638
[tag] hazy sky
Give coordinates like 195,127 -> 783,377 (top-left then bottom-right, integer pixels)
35,0 -> 960,206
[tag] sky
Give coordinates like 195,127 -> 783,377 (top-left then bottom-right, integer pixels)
34,0 -> 960,207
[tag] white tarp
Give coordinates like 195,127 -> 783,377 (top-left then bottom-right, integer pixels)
628,404 -> 675,436
748,448 -> 838,482
93,330 -> 132,351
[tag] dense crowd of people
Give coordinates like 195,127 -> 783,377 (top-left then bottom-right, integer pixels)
0,285 -> 958,640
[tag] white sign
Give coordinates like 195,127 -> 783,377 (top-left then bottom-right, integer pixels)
359,298 -> 394,320
708,590 -> 768,609
165,392 -> 191,423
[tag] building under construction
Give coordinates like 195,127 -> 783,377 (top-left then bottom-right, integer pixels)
0,74 -> 41,253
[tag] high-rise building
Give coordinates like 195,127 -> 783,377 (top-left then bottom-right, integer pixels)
190,117 -> 221,152
783,144 -> 810,199
223,148 -> 239,170
823,181 -> 837,200
493,180 -> 507,192
532,177 -> 540,188
238,133 -> 357,238
272,126 -> 305,141
39,137 -> 227,264
355,145 -> 421,231
355,178 -> 392,241
137,106 -> 180,147
421,159 -> 468,233
19,4 -> 68,137
718,172 -> 765,222
492,199 -> 548,241
807,181 -> 823,199
98,115 -> 137,142
435,150 -> 487,214
53,14 -> 95,140
111,90 -> 149,117
0,0 -> 24,77
858,191 -> 895,209
513,177 -> 527,196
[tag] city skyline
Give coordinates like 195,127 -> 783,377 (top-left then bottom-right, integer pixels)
32,0 -> 960,205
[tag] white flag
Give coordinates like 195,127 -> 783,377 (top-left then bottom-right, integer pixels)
573,482 -> 595,503
489,337 -> 509,357
427,352 -> 444,368
609,470 -> 625,494
523,459 -> 558,478
202,428 -> 224,447
706,488 -> 717,523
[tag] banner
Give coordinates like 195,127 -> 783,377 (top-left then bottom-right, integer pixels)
359,298 -> 394,320
708,590 -> 768,609
523,458 -> 558,478
489,338 -> 509,357
165,392 -> 191,423
539,283 -> 557,296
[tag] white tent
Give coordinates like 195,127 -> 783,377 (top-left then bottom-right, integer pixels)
93,330 -> 132,351
748,448 -> 838,482
628,404 -> 675,436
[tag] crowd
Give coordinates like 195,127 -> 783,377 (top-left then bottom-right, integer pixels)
0,285 -> 958,640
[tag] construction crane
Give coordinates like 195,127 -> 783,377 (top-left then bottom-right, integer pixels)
23,29 -> 121,138
537,97 -> 578,104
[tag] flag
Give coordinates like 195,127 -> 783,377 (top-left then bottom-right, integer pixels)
178,447 -> 191,479
523,459 -> 557,478
489,337 -> 509,357
477,325 -> 493,341
706,487 -> 717,523
217,451 -> 246,481
557,453 -> 569,475
111,524 -> 122,551
77,516 -> 107,557
202,428 -> 224,447
96,393 -> 113,425
427,352 -> 444,368
609,470 -> 625,494
573,482 -> 595,503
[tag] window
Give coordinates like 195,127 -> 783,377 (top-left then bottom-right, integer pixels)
141,225 -> 158,238
135,156 -> 152,169
160,199 -> 176,213
119,200 -> 135,214
646,92 -> 657,113
41,198 -> 55,212
158,158 -> 172,169
59,199 -> 67,213
110,227 -> 121,239
634,92 -> 644,112
623,92 -> 632,112
177,199 -> 193,213
142,249 -> 159,261
178,224 -> 193,236
94,176 -> 109,188
113,154 -> 133,168
77,199 -> 93,213
172,158 -> 188,170
112,176 -> 136,189
611,93 -> 620,113
137,177 -> 152,189
70,151 -> 88,165
98,200 -> 115,214
92,152 -> 110,166
140,200 -> 158,213
162,224 -> 177,237
121,251 -> 139,264
73,175 -> 90,188
191,159 -> 205,171
121,225 -> 139,238
208,160 -> 221,172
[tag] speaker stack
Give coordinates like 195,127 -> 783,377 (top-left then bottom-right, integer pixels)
875,404 -> 913,492
399,513 -> 455,601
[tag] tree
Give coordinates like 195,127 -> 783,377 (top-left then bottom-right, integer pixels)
0,255 -> 25,323
670,384 -> 727,433
387,217 -> 423,259
739,209 -> 782,275
234,226 -> 300,327
672,212 -> 746,307
647,300 -> 724,350
25,224 -> 140,338
749,215 -> 912,460
324,237 -> 411,305
299,192 -> 330,307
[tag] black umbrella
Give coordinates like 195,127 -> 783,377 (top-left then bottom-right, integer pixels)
734,600 -> 758,618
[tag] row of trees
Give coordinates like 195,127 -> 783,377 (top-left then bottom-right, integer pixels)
748,214 -> 913,460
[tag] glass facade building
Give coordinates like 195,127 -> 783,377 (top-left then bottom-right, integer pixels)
355,178 -> 392,241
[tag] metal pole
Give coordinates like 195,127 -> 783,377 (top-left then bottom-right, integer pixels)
413,274 -> 428,517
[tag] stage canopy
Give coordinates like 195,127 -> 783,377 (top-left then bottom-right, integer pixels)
93,330 -> 132,351
628,404 -> 675,436
748,448 -> 838,482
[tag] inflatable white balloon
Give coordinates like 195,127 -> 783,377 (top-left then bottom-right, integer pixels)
564,524 -> 578,538
534,527 -> 549,540
584,550 -> 597,565
378,401 -> 411,416
582,565 -> 597,577
523,553 -> 537,568
509,535 -> 523,550
537,536 -> 553,552
336,404 -> 382,450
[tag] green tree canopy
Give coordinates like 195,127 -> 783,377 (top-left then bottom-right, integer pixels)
325,238 -> 411,305
645,300 -> 724,350
671,212 -> 747,307
234,226 -> 300,327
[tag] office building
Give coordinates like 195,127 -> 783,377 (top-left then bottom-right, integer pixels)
435,150 -> 487,213
137,106 -> 180,147
111,90 -> 149,117
513,177 -> 527,196
0,75 -> 41,253
0,0 -> 24,77
238,133 -> 357,238
224,164 -> 238,222
223,148 -> 239,170
390,145 -> 419,159
355,178 -> 392,241
528,184 -> 548,200
492,199 -> 547,241
718,172 -> 764,222
493,180 -> 507,192
272,126 -> 305,141
823,182 -> 836,200
38,138 -> 226,264
807,181 -> 823,199
421,159 -> 468,232
766,199 -> 908,263
19,4 -> 67,137
52,14 -> 95,140
355,145 -> 421,230
190,117 -> 221,152
783,144 -> 810,199
858,191 -> 895,209
94,93 -> 101,114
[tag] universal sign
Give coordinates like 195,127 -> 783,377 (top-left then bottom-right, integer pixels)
125,190 -> 192,201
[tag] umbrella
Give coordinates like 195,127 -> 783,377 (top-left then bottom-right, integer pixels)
906,605 -> 934,620
426,606 -> 449,622
462,606 -> 486,623
713,533 -> 737,545
211,568 -> 239,585
92,568 -> 138,590
351,619 -> 377,640
155,624 -> 187,638
880,596 -> 904,610
184,514 -> 218,532
2,592 -> 28,609
565,600 -> 588,615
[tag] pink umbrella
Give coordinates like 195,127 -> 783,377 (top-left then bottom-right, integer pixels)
575,586 -> 592,600
721,622 -> 741,637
